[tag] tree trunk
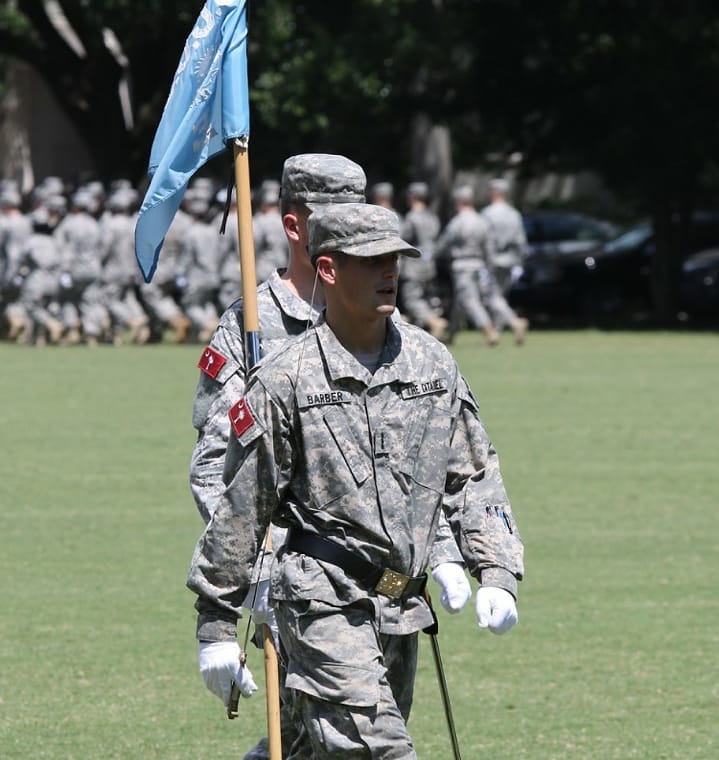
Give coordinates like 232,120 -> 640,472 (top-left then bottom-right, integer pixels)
650,201 -> 684,325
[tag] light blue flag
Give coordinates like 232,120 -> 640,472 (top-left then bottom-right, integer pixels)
135,0 -> 249,283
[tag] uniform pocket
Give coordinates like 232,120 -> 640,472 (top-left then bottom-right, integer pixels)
301,406 -> 371,509
281,600 -> 382,707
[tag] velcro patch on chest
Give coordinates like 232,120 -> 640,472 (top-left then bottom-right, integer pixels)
197,346 -> 227,379
401,378 -> 448,400
229,397 -> 256,438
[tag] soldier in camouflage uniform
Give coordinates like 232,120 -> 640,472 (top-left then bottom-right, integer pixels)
181,193 -> 224,343
100,187 -> 150,344
252,183 -> 289,285
1,186 -> 33,341
437,185 -> 527,346
14,206 -> 65,345
190,157 -> 470,760
191,154 -> 368,760
187,203 -> 524,759
54,189 -> 108,345
480,178 -> 529,297
399,181 -> 448,341
138,200 -> 193,343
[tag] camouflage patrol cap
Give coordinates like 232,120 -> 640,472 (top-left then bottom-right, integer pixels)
309,203 -> 420,260
280,154 -> 366,205
489,177 -> 510,194
452,184 -> 475,203
407,181 -> 429,200
0,188 -> 21,207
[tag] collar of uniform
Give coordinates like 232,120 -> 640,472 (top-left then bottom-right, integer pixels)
314,317 -> 420,386
267,269 -> 324,323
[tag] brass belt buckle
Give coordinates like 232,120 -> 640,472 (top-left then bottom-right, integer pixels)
374,568 -> 410,599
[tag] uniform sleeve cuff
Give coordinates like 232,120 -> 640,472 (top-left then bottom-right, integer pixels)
480,567 -> 518,600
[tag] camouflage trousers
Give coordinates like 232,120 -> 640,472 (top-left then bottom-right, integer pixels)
276,598 -> 419,759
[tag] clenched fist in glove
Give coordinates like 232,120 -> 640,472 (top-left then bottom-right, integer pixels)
198,641 -> 258,706
476,586 -> 518,635
431,562 -> 472,613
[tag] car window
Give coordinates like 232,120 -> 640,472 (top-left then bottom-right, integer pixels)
604,224 -> 652,254
523,213 -> 615,244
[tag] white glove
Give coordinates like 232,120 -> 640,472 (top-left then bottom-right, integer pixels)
242,579 -> 279,646
197,641 -> 258,705
431,562 -> 472,614
475,587 -> 518,635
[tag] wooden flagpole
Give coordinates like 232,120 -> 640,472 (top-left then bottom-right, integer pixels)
232,137 -> 282,760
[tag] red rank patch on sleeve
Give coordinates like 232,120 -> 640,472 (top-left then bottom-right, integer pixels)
229,397 -> 255,438
198,346 -> 227,379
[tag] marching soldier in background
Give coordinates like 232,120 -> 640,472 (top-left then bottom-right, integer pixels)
138,197 -> 193,343
187,202 -> 523,758
54,189 -> 108,345
181,192 -> 224,343
215,186 -> 242,312
437,185 -> 528,346
252,182 -> 289,285
100,187 -> 151,344
1,184 -> 33,340
399,181 -> 449,341
480,177 -> 529,296
13,205 -> 65,345
370,181 -> 396,214
436,184 -> 502,345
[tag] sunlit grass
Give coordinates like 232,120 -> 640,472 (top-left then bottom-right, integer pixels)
1,330 -> 717,758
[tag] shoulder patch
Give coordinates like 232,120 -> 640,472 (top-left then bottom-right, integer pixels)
198,346 -> 227,379
229,397 -> 256,438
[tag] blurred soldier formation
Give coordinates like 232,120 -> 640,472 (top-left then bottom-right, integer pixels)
0,171 -> 529,347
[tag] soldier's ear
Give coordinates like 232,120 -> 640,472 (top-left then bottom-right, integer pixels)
283,212 -> 301,242
315,255 -> 337,286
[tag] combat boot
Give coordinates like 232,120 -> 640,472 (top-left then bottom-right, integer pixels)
14,318 -> 34,345
63,326 -> 83,345
169,314 -> 191,343
46,318 -> 65,344
198,318 -> 219,344
483,324 -> 500,347
425,313 -> 450,342
7,314 -> 28,341
512,317 -> 529,345
128,316 -> 151,345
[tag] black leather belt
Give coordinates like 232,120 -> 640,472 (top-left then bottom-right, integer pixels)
286,528 -> 427,600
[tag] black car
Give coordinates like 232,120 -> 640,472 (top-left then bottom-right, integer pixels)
510,213 -> 719,324
679,247 -> 719,319
522,210 -> 620,257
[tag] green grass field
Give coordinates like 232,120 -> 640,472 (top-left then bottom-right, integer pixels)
1,330 -> 717,759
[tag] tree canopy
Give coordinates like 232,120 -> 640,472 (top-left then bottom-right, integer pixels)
3,0 -> 719,319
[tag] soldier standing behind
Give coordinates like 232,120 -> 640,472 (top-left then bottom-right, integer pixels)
399,181 -> 449,340
187,203 -> 524,759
